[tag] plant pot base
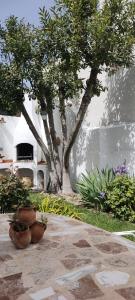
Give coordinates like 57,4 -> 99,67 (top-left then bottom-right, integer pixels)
30,221 -> 47,243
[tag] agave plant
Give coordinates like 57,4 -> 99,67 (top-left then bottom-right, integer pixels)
77,167 -> 115,210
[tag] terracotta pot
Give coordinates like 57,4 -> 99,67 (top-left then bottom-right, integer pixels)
30,221 -> 47,243
13,227 -> 31,249
16,207 -> 36,226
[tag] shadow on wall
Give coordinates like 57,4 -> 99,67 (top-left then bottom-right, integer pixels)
101,66 -> 135,126
70,127 -> 100,189
70,66 -> 135,187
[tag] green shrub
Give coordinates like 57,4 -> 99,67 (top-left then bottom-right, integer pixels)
30,194 -> 83,220
0,173 -> 29,213
105,175 -> 135,221
77,167 -> 115,210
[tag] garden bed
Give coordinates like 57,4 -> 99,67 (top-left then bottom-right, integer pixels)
29,192 -> 135,234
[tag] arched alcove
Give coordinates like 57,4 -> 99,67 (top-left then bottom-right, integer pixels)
0,168 -> 9,181
37,170 -> 44,190
16,143 -> 33,161
17,168 -> 33,187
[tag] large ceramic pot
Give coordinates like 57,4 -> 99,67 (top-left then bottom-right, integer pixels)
16,206 -> 36,226
10,222 -> 31,249
30,221 -> 47,243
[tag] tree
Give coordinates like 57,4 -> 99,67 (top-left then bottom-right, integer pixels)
0,0 -> 134,193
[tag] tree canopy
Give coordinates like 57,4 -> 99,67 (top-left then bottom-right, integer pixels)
0,0 -> 135,192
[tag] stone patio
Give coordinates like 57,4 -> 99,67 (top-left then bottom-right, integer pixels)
1,213 -> 135,300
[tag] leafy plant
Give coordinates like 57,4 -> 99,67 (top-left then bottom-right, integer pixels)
77,167 -> 115,210
9,220 -> 28,232
105,175 -> 135,221
30,194 -> 83,220
40,214 -> 48,225
0,173 -> 29,213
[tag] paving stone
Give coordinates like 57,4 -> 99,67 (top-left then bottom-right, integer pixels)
65,254 -> 77,259
0,254 -> 13,262
30,287 -> 55,300
96,271 -> 129,287
70,275 -> 104,299
116,287 -> 135,300
61,258 -> 92,270
37,239 -> 59,250
73,239 -> 91,248
47,230 -> 79,237
1,213 -> 135,300
0,234 -> 10,241
56,264 -> 97,286
0,273 -> 27,300
95,242 -> 128,254
105,257 -> 129,268
86,228 -> 110,236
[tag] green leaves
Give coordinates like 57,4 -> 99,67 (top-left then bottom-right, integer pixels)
0,173 -> 29,213
77,169 -> 135,222
30,194 -> 83,220
77,167 -> 115,210
105,175 -> 135,221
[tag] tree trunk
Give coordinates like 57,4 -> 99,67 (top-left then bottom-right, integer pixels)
42,117 -> 61,191
39,94 -> 62,188
46,99 -> 62,186
64,68 -> 98,170
62,166 -> 73,194
21,103 -> 59,192
59,90 -> 73,194
21,103 -> 50,160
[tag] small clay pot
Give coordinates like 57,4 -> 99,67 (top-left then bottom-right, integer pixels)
30,221 -> 47,243
13,226 -> 31,249
16,206 -> 36,226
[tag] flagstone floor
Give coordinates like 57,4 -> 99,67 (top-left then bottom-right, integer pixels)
1,213 -> 135,300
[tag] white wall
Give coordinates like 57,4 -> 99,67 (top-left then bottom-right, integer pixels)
0,116 -> 19,160
69,66 -> 135,187
0,95 -> 47,163
1,66 -> 135,189
0,95 -> 47,190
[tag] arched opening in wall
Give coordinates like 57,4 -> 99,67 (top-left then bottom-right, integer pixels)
17,168 -> 33,187
37,170 -> 44,190
16,143 -> 33,161
0,168 -> 9,182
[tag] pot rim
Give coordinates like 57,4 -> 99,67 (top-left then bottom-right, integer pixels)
17,206 -> 36,211
30,221 -> 47,228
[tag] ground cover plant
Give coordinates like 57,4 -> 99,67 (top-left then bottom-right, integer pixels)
29,192 -> 135,233
29,193 -> 83,220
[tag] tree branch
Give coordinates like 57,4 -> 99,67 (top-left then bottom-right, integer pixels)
21,103 -> 51,165
59,87 -> 68,177
64,68 -> 99,169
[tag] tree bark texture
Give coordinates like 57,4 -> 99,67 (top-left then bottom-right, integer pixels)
21,103 -> 58,192
46,98 -> 62,188
59,90 -> 73,193
64,68 -> 98,170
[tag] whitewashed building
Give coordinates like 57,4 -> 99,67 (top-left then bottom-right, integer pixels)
0,66 -> 135,190
0,95 -> 48,190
